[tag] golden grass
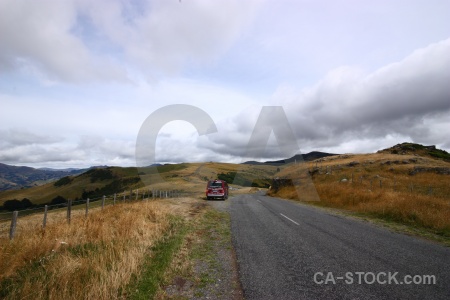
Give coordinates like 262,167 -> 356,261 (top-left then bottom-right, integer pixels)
269,153 -> 450,236
314,182 -> 450,233
0,199 -> 185,299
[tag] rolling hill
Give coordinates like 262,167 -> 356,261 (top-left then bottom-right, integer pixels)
0,163 -> 86,191
0,162 -> 278,209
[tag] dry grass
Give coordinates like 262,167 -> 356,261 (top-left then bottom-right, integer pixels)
0,199 -> 185,299
314,182 -> 450,234
269,153 -> 450,237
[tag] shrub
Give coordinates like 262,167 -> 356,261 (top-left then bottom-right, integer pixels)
2,198 -> 34,211
54,176 -> 73,187
50,195 -> 67,205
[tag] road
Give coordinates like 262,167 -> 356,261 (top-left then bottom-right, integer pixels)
228,193 -> 450,300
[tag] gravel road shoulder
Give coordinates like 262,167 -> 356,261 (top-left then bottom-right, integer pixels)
157,197 -> 242,300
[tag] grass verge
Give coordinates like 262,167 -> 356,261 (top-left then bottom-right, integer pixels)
126,216 -> 187,299
0,200 -> 178,299
156,206 -> 240,299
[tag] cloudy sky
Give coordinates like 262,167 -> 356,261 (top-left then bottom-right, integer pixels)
1,0 -> 449,168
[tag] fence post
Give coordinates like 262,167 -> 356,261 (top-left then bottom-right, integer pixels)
428,186 -> 433,195
86,198 -> 90,217
42,205 -> 48,230
379,180 -> 382,188
102,195 -> 105,209
129,190 -> 132,201
9,211 -> 18,240
351,173 -> 353,183
136,189 -> 139,201
393,180 -> 396,191
113,193 -> 116,205
123,194 -> 125,202
67,199 -> 72,224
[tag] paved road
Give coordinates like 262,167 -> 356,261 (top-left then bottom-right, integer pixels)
229,193 -> 450,300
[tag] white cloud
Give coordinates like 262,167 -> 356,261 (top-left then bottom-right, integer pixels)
0,133 -> 136,168
202,39 -> 450,157
1,1 -> 449,168
0,128 -> 63,149
0,0 -> 263,83
0,0 -> 127,82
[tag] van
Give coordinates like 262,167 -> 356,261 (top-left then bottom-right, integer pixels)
206,179 -> 229,200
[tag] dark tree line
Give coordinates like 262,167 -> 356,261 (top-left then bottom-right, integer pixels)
1,195 -> 70,211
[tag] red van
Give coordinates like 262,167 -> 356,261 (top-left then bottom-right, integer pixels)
206,179 -> 229,200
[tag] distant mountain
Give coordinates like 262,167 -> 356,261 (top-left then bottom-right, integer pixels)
242,151 -> 338,165
0,163 -> 86,191
38,167 -> 83,172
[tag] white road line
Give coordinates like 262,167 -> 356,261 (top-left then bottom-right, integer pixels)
280,213 -> 299,225
257,199 -> 262,203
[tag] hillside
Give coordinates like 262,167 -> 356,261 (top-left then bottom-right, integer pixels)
377,142 -> 450,161
0,163 -> 85,191
268,143 -> 450,237
0,162 -> 277,209
0,166 -> 142,207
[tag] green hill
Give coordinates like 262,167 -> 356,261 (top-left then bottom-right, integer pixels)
0,162 -> 278,209
0,166 -> 143,207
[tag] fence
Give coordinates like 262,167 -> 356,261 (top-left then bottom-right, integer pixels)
0,188 -> 188,240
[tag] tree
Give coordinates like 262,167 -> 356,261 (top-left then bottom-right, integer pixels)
21,198 -> 33,209
3,199 -> 22,211
50,195 -> 67,206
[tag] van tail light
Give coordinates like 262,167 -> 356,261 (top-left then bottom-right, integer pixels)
218,188 -> 224,193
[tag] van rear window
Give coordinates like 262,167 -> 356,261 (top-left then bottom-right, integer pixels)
210,182 -> 222,187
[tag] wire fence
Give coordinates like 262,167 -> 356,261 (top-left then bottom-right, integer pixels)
0,188 -> 190,240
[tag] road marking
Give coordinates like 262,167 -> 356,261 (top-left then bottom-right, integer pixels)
257,199 -> 262,203
280,213 -> 299,225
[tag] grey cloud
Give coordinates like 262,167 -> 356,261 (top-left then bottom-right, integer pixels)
0,129 -> 63,149
0,0 -> 262,83
0,0 -> 127,83
0,132 -> 136,167
122,0 -> 262,75
0,144 -> 85,165
202,39 -> 450,158
292,39 -> 450,150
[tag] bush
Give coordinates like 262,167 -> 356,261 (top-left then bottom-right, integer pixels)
2,198 -> 34,211
89,168 -> 115,183
50,195 -> 67,205
3,200 -> 22,211
54,176 -> 73,187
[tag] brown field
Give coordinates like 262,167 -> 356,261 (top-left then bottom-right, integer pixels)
0,198 -> 197,299
268,152 -> 450,237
